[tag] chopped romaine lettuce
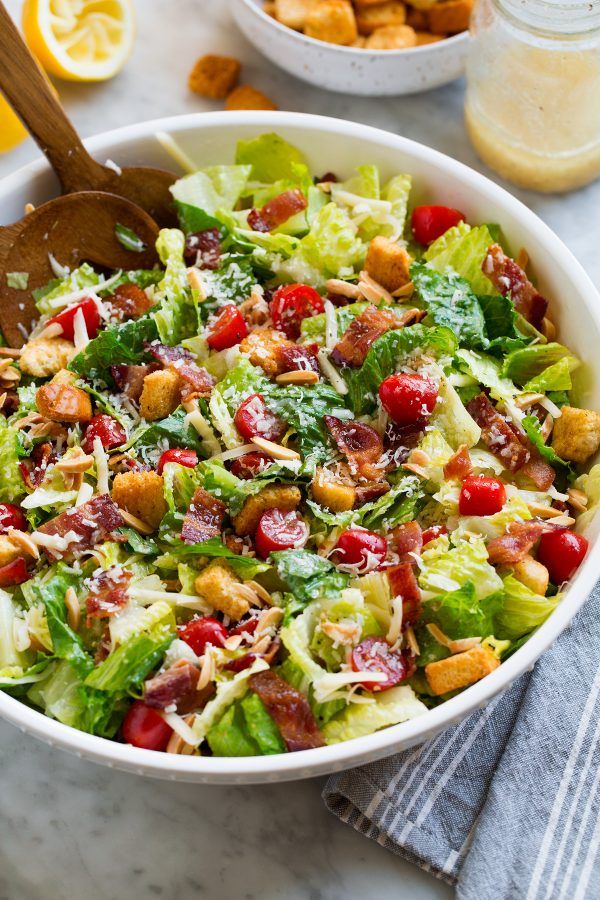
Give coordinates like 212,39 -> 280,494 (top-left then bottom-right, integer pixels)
84,623 -> 174,692
322,685 -> 427,744
412,263 -> 488,349
495,574 -> 560,639
0,418 -> 25,503
429,374 -> 481,449
523,357 -> 573,393
207,692 -> 285,756
419,535 -> 503,600
456,348 -> 519,405
502,343 -> 580,384
424,222 -> 495,295
235,133 -> 309,183
153,228 -> 198,345
422,581 -> 503,640
69,314 -> 158,383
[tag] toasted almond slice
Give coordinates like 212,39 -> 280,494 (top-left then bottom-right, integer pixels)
166,714 -> 198,755
426,622 -> 482,655
0,393 -> 7,411
392,281 -> 415,298
0,366 -> 20,383
24,202 -> 35,215
118,508 -> 155,535
540,413 -> 554,442
526,503 -> 565,518
231,583 -> 262,607
0,347 -> 22,358
548,514 -> 576,527
64,586 -> 80,631
253,606 -> 284,641
35,322 -> 64,340
0,358 -> 14,373
243,580 -> 274,606
358,270 -> 394,305
275,369 -> 319,386
7,529 -> 40,560
55,451 -> 94,473
404,625 -> 420,656
541,317 -> 556,341
187,267 -> 205,299
251,436 -> 300,460
567,488 -> 588,513
325,279 -> 362,300
516,247 -> 529,270
514,392 -> 545,410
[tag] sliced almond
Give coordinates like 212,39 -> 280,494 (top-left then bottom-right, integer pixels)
24,202 -> 35,215
55,450 -> 94,473
118,508 -> 155,535
515,247 -> 529,270
275,370 -> 319,386
243,580 -> 274,606
547,514 -> 576,527
0,347 -> 22,358
541,317 -> 556,341
404,625 -> 420,656
7,529 -> 40,560
0,393 -> 7,411
64,586 -> 80,631
35,322 -> 64,340
392,281 -> 415,298
251,436 -> 300,460
526,503 -> 565,518
358,270 -> 394,305
426,622 -> 482,655
0,366 -> 21,384
567,488 -> 588,513
515,392 -> 545,410
540,413 -> 554,442
0,358 -> 14,374
325,279 -> 362,300
187,267 -> 205,299
166,714 -> 198,755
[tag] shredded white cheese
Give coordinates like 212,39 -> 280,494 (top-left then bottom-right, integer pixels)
155,131 -> 197,174
21,488 -> 78,510
73,307 -> 89,352
92,437 -> 109,495
324,298 -> 338,351
318,348 -> 348,395
159,711 -> 199,747
75,481 -> 94,507
209,443 -> 257,462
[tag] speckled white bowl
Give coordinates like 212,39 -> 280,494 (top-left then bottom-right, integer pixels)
1,111 -> 599,783
232,0 -> 468,96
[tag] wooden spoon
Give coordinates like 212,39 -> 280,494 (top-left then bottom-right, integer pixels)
0,2 -> 177,226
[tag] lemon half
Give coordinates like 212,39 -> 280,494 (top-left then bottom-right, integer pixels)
0,95 -> 28,153
23,0 -> 135,82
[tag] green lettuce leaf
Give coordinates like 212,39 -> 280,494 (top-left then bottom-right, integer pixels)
68,314 -> 158,383
34,263 -> 101,316
0,418 -> 25,503
171,164 -> 251,232
412,263 -> 487,349
158,536 -> 270,580
502,343 -> 580,384
300,301 -> 368,346
28,563 -> 91,677
235,133 -> 308,183
429,374 -> 482,449
273,549 -> 349,614
495,574 -> 560,639
84,624 -> 174,692
523,357 -> 573,393
208,692 -> 286,756
152,228 -> 198,345
322,685 -> 427,744
522,414 -> 572,472
308,475 -> 424,532
455,348 -> 519,404
131,407 -> 208,455
419,535 -> 503,600
422,581 -> 503,639
424,222 -> 495,295
298,202 -> 365,282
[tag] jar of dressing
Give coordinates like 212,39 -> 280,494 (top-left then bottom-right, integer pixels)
465,0 -> 600,192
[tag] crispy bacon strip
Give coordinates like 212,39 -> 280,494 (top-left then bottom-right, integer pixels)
520,454 -> 556,490
20,441 -> 56,490
330,305 -> 401,368
172,361 -> 216,402
466,393 -> 530,472
38,495 -> 124,559
324,415 -> 385,480
391,521 -> 423,564
443,445 -> 473,481
86,566 -> 132,622
110,283 -> 151,320
276,343 -> 320,374
184,228 -> 221,269
110,363 -> 160,401
144,660 -> 200,710
248,189 -> 307,233
249,669 -> 324,752
386,562 -> 421,629
145,341 -> 194,366
383,422 -> 425,467
486,520 -> 550,565
355,481 -> 390,505
482,244 -> 548,329
181,488 -> 226,544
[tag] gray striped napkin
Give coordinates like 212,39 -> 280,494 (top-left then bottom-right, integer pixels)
323,583 -> 600,898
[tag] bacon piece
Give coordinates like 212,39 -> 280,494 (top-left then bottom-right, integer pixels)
172,361 -> 216,402
20,441 -> 56,490
383,422 -> 424,467
181,488 -> 226,544
355,481 -> 390,505
486,520 -> 551,565
248,189 -> 307,233
86,566 -> 132,622
144,342 -> 194,366
110,363 -> 160,401
144,660 -> 200,710
38,495 -> 124,559
386,562 -> 421,629
520,454 -> 556,490
482,244 -> 548,329
443,444 -> 473,481
324,415 -> 385,480
224,638 -> 282,673
110,283 -> 151,320
275,343 -> 320,374
184,228 -> 221,269
391,521 -> 423,564
249,669 -> 324,752
330,305 -> 401,368
466,393 -> 530,472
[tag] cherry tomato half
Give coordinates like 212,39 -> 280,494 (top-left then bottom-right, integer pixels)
48,297 -> 101,341
157,448 -> 198,476
459,475 -> 506,517
351,636 -> 415,691
122,700 -> 173,751
379,373 -> 438,427
230,451 -> 271,479
81,415 -> 126,454
0,504 -> 26,534
178,616 -> 228,656
234,393 -> 287,442
411,205 -> 466,246
206,304 -> 248,351
255,509 -> 308,558
0,557 -> 30,587
537,529 -> 588,584
270,283 -> 325,340
421,524 -> 448,545
332,529 -> 388,574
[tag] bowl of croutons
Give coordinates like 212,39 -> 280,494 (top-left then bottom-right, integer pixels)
232,0 -> 470,95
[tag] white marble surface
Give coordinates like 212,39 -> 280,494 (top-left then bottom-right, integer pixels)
1,1 -> 599,898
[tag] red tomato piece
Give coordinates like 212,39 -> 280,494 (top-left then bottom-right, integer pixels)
0,504 -> 27,534
537,529 -> 588,584
270,283 -> 325,340
48,297 -> 101,341
459,475 -> 506,516
411,205 -> 466,245
234,393 -> 287,442
0,557 -> 30,587
81,415 -> 126,454
178,616 -> 228,656
351,636 -> 415,690
206,304 -> 248,351
230,451 -> 271,479
379,373 -> 438,427
157,448 -> 198,475
422,524 -> 448,545
122,700 -> 173,751
332,529 -> 388,574
255,509 -> 308,558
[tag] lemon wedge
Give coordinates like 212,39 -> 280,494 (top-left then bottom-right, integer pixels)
0,95 -> 28,153
22,0 -> 135,82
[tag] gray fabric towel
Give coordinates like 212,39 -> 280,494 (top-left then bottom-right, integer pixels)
323,585 -> 600,898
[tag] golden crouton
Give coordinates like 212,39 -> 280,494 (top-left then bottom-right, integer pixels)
425,644 -> 500,696
354,0 -> 395,6
19,337 -> 74,378
264,1 -> 277,16
225,85 -> 277,111
351,36 -> 368,47
513,554 -> 549,596
0,535 -> 22,568
188,54 -> 241,100
551,406 -> 600,464
239,328 -> 292,377
139,369 -> 181,422
36,371 -> 92,423
427,0 -> 473,34
311,467 -> 356,512
355,0 -> 406,35
304,0 -> 358,44
194,561 -> 249,621
365,24 -> 416,48
112,470 -> 167,531
364,236 -> 411,292
233,484 -> 302,536
405,6 -> 428,28
415,30 -> 444,44
275,0 -> 313,29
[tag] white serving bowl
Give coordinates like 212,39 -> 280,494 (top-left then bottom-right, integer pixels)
1,111 -> 599,784
232,0 -> 468,96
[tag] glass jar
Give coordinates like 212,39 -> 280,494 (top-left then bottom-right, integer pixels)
465,0 -> 600,192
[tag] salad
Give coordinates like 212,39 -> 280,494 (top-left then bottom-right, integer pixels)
1,131 -> 598,758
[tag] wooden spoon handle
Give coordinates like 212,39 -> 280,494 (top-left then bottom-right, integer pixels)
0,3 -> 107,193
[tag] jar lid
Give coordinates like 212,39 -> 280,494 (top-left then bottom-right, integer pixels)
499,0 -> 600,35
